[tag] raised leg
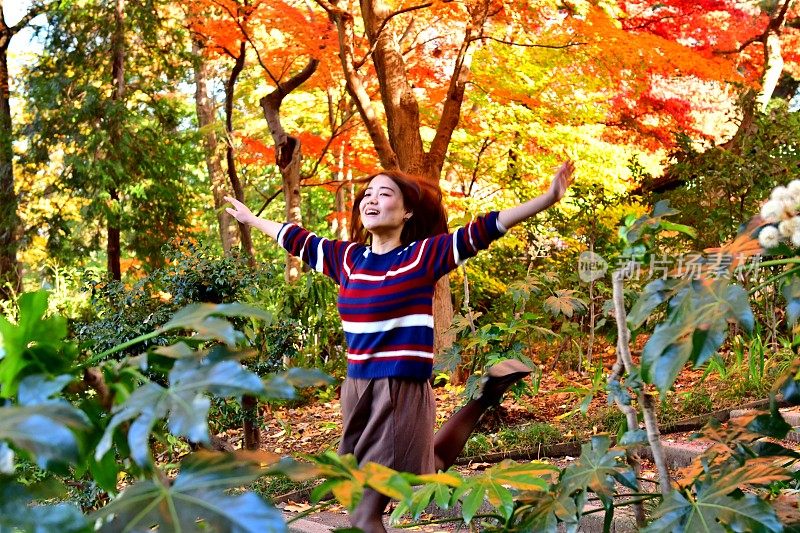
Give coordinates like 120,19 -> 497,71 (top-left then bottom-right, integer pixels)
433,398 -> 484,471
433,359 -> 532,471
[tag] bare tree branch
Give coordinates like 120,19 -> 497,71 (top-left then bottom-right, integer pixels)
474,35 -> 587,49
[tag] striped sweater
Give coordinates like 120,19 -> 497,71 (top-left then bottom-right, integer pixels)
277,211 -> 507,380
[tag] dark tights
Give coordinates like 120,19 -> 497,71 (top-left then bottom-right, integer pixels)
349,399 -> 488,533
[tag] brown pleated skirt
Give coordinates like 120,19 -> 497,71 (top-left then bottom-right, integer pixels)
338,377 -> 436,474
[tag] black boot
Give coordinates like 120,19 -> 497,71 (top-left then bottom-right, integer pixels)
477,359 -> 533,407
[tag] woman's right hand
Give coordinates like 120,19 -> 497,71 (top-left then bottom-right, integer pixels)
224,195 -> 256,225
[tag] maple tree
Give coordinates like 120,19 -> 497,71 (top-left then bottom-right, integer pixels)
186,0 -> 354,281
604,0 -> 799,149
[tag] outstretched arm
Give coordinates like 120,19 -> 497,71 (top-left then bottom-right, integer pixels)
224,196 -> 283,241
497,160 -> 575,230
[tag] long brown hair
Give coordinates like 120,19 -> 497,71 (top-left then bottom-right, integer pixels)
350,170 -> 448,246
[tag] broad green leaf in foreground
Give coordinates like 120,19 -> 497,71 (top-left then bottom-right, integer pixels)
513,489 -> 579,533
96,356 -> 265,466
88,303 -> 273,364
649,460 -> 789,532
308,454 -> 413,512
309,453 -> 367,511
782,276 -> 800,326
0,477 -> 88,533
0,403 -> 88,469
560,435 -> 637,507
160,303 -> 272,345
0,291 -> 77,397
777,360 -> 800,405
460,460 -> 557,523
390,471 -> 465,523
641,280 -> 754,394
92,451 -> 284,533
643,482 -> 783,533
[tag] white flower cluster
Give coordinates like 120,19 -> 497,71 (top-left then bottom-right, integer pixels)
759,180 -> 800,249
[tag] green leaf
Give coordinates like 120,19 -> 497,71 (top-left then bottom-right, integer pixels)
619,429 -> 648,446
485,460 -> 556,491
17,374 -> 73,406
723,284 -> 754,333
89,451 -> 120,495
544,290 -> 587,318
628,279 -> 672,330
658,220 -> 698,239
689,325 -> 727,368
362,462 -> 413,501
434,482 -> 451,509
560,435 -> 636,506
307,452 -> 366,511
641,320 -> 694,396
159,303 -> 272,346
91,452 -> 285,532
641,280 -> 753,394
0,403 -> 88,469
151,342 -> 195,359
746,407 -> 792,439
0,291 -> 75,398
461,485 -> 487,524
263,375 -> 297,400
391,483 -> 436,521
777,361 -> 800,405
643,483 -> 783,533
96,357 -> 266,466
0,478 -> 88,533
782,276 -> 800,326
392,470 -> 463,518
267,457 -> 321,482
514,490 -> 578,533
651,199 -> 679,218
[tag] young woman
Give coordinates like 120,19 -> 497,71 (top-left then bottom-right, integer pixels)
225,159 -> 574,532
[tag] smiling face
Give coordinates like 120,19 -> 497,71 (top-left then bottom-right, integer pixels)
359,174 -> 411,235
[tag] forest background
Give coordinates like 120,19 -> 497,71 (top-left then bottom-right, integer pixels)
1,0 -> 800,531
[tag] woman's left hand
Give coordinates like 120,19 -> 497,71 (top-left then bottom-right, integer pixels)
548,159 -> 575,203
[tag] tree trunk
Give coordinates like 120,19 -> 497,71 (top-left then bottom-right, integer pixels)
316,0 -> 491,353
0,1 -> 44,298
241,394 -> 260,450
611,272 -> 672,497
225,41 -> 256,268
0,34 -> 18,298
192,38 -> 237,255
107,0 -> 125,281
756,0 -> 793,112
279,139 -> 303,281
259,59 -> 318,283
757,31 -> 784,112
333,142 -> 350,241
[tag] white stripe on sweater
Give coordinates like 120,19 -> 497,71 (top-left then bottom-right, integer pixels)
343,242 -> 357,277
297,233 -> 313,262
315,240 -> 325,272
277,224 -> 291,248
347,349 -> 434,361
341,313 -> 433,334
349,239 -> 430,281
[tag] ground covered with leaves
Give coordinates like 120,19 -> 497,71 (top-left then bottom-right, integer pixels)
252,342 -> 787,462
